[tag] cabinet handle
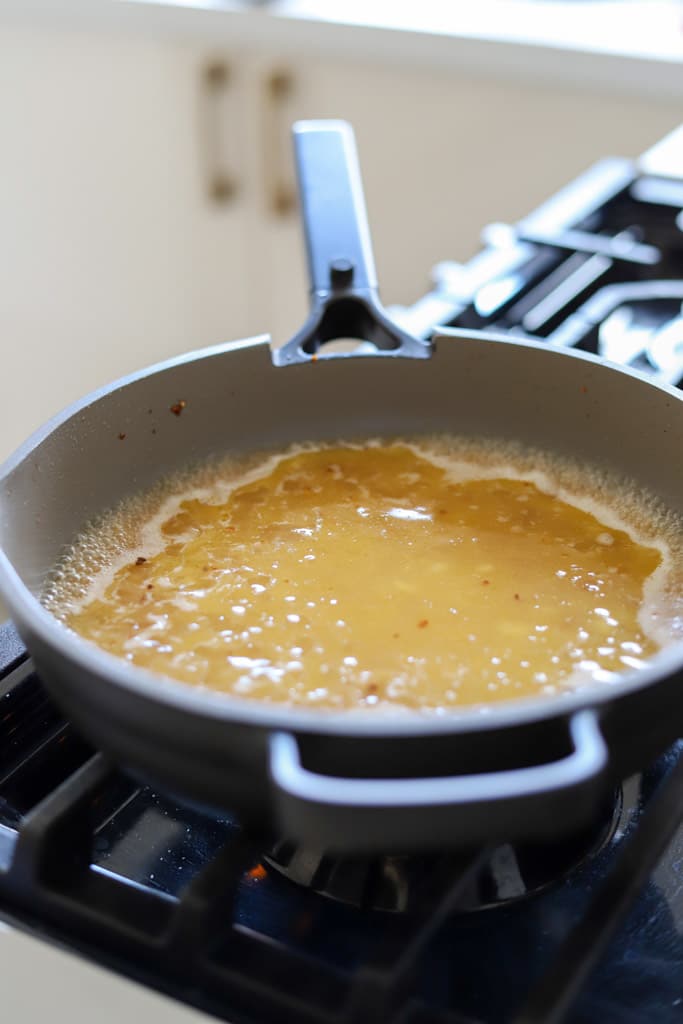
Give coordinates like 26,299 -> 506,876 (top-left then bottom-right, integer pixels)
201,60 -> 239,203
263,68 -> 297,217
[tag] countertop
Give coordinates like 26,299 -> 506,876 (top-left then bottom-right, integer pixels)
1,921 -> 215,1023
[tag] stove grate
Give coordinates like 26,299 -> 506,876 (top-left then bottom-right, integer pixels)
1,622 -> 683,1023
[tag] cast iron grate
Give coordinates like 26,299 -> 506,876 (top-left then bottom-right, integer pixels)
1,621 -> 683,1023
396,159 -> 683,387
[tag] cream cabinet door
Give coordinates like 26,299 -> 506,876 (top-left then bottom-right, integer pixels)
0,23 -> 255,459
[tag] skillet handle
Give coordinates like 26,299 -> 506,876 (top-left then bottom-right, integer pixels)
272,120 -> 431,366
294,119 -> 378,298
268,710 -> 609,852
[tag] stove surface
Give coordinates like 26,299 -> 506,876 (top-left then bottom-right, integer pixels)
1,621 -> 683,1024
396,128 -> 683,393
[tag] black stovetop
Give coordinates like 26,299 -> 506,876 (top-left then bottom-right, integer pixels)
1,621 -> 683,1023
398,155 -> 683,388
3,142 -> 683,1023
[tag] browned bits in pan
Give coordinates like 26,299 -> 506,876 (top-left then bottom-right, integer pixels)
117,433 -> 126,441
418,619 -> 429,628
135,556 -> 147,566
170,400 -> 187,417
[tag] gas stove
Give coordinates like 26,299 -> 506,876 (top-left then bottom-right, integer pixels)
396,126 -> 683,389
2,620 -> 683,1024
3,126 -> 683,1024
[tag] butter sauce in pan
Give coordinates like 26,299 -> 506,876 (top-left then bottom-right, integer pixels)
45,437 -> 683,712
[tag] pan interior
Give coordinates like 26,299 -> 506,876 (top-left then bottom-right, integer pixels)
40,432 -> 683,715
3,333 -> 683,730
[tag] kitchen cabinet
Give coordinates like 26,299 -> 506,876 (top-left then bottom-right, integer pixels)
0,23 -> 256,460
1,15 -> 681,461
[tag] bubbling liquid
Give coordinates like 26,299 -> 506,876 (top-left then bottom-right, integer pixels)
44,438 -> 683,712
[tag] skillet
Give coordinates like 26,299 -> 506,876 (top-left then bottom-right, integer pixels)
2,121 -> 683,853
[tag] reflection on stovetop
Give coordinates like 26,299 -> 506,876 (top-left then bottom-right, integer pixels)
1,621 -> 683,1024
395,159 -> 683,389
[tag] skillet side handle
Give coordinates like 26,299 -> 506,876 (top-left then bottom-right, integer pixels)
268,711 -> 609,853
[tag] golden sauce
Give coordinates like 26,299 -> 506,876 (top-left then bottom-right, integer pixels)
60,443 -> 665,710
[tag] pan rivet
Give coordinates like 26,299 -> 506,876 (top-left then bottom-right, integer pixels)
329,258 -> 354,289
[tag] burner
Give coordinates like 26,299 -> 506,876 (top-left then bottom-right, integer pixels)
599,297 -> 683,374
647,308 -> 683,377
265,792 -> 621,913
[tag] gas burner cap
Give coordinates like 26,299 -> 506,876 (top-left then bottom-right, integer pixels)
646,309 -> 683,377
264,792 -> 621,914
596,293 -> 683,381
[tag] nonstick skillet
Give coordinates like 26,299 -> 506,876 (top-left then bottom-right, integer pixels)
2,121 -> 683,854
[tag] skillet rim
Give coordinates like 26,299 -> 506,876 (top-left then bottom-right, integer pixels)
2,327 -> 683,739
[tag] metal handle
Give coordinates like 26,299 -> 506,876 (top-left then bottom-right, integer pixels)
201,60 -> 239,203
294,119 -> 378,297
272,120 -> 431,365
269,711 -> 609,852
263,69 -> 297,217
